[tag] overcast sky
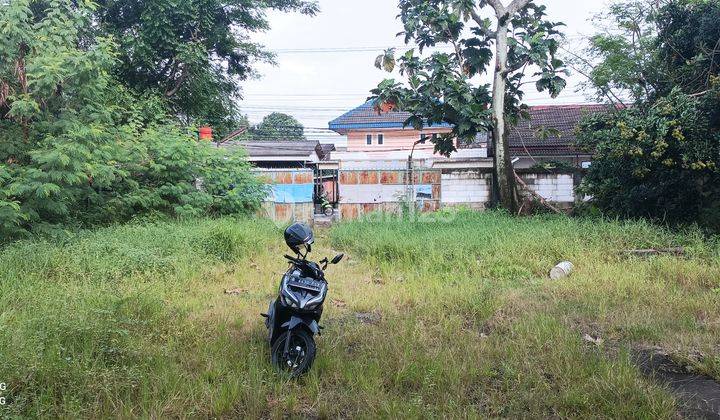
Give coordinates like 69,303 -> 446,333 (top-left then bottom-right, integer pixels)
240,0 -> 612,143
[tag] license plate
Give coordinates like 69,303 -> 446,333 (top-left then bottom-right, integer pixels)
288,278 -> 323,291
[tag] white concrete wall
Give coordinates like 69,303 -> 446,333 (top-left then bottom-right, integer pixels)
522,173 -> 575,203
441,171 -> 491,205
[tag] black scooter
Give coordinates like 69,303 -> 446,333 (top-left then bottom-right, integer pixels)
262,225 -> 343,376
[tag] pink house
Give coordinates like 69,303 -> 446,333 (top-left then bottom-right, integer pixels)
327,101 -> 487,169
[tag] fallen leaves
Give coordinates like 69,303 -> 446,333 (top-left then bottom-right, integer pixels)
331,299 -> 347,308
582,333 -> 604,346
224,287 -> 248,296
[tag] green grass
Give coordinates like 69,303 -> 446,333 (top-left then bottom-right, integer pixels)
0,211 -> 718,418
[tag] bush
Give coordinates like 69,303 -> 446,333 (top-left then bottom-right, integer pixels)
576,88 -> 720,229
0,2 -> 266,241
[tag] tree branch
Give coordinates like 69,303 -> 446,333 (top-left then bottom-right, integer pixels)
514,171 -> 564,214
485,0 -> 506,17
165,64 -> 188,97
560,45 -> 627,109
470,9 -> 497,38
506,0 -> 532,16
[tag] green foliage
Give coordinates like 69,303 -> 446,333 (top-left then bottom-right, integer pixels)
576,1 -> 659,103
94,0 -> 319,136
370,1 -> 567,156
250,112 -> 305,141
577,0 -> 720,104
576,0 -> 720,229
577,87 -> 720,228
0,1 -> 267,240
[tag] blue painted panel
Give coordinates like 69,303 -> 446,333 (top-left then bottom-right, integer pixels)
271,184 -> 314,203
415,184 -> 433,200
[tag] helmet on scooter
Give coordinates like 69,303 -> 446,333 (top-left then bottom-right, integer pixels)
284,222 -> 314,254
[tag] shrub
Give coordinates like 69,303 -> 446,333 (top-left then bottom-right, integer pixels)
0,1 -> 266,241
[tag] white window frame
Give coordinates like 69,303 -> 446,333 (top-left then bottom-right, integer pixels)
377,134 -> 384,145
366,134 -> 373,145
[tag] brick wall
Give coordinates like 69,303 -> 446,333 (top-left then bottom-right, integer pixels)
440,170 -> 492,209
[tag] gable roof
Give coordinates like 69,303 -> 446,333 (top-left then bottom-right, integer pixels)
329,101 -> 452,134
318,143 -> 336,160
508,104 -> 608,157
222,140 -> 321,161
328,102 -> 608,156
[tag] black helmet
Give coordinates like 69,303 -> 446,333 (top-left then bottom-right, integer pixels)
284,222 -> 314,254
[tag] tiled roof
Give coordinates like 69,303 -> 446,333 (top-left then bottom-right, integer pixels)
329,102 -> 607,156
222,140 -> 320,159
329,101 -> 452,134
318,143 -> 336,160
508,104 -> 608,157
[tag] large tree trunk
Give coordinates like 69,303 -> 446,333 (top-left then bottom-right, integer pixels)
491,21 -> 518,213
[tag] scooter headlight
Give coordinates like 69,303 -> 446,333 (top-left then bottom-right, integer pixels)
281,280 -> 300,308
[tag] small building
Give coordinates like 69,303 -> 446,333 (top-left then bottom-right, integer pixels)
507,104 -> 605,169
221,140 -> 323,169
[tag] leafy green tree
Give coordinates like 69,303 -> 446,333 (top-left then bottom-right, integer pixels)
575,0 -> 720,229
94,0 -> 319,136
0,0 -> 123,236
0,0 -> 266,240
571,0 -> 720,105
251,112 -> 305,141
372,0 -> 566,213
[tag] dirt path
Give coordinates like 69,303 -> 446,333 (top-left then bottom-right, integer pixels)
632,348 -> 720,419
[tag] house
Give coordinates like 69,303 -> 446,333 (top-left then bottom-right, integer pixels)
506,104 -> 605,169
220,140 -> 340,217
327,101 -> 489,169
328,101 -> 605,169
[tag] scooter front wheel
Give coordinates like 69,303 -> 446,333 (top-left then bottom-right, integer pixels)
271,330 -> 316,377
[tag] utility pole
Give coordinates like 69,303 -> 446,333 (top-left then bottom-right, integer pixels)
407,135 -> 427,208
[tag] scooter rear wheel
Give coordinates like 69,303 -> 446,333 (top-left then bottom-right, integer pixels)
271,330 -> 316,377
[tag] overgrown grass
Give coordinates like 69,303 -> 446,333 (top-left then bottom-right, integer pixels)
0,218 -> 281,417
0,211 -> 718,418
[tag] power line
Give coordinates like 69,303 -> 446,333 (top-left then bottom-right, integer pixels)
270,37 -> 585,54
244,93 -> 370,97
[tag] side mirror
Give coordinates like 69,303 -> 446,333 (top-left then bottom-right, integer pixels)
331,253 -> 344,264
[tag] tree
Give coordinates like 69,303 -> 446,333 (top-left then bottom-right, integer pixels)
575,0 -> 720,229
0,0 -> 266,240
372,0 -> 566,213
94,0 -> 319,135
571,0 -> 720,106
577,87 -> 720,227
251,112 -> 305,141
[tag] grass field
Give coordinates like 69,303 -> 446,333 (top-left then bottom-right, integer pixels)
0,211 -> 718,418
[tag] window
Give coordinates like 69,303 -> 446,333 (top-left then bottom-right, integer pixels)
581,161 -> 592,169
366,134 -> 372,145
377,134 -> 384,145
